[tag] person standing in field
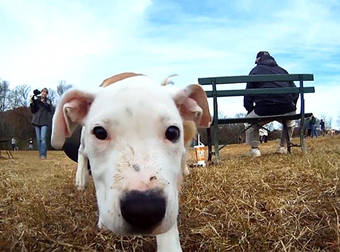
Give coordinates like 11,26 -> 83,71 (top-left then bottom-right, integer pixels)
244,51 -> 298,157
30,88 -> 53,159
310,116 -> 317,138
259,128 -> 268,143
319,119 -> 326,136
11,137 -> 16,151
28,138 -> 34,150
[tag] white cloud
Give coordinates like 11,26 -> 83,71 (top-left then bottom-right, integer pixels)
0,0 -> 151,88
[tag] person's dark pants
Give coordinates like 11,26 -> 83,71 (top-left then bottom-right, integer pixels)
307,128 -> 311,137
263,136 -> 268,143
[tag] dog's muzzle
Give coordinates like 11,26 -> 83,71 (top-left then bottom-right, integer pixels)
120,189 -> 166,233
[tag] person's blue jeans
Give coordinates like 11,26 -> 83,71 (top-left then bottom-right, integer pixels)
311,125 -> 318,138
34,125 -> 48,157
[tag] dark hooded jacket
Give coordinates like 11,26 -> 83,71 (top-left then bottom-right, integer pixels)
30,98 -> 53,126
244,55 -> 298,116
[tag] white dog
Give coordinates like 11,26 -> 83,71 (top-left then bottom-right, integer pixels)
51,73 -> 210,251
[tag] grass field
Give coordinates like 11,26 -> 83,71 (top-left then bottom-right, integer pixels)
0,136 -> 339,251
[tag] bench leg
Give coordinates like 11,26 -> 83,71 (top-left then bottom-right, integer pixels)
207,128 -> 212,162
213,123 -> 220,163
283,123 -> 291,153
300,127 -> 306,153
206,124 -> 220,163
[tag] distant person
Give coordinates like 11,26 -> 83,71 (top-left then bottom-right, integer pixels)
305,118 -> 312,137
11,137 -> 16,151
30,88 -> 53,159
259,128 -> 268,143
28,138 -> 33,150
319,119 -> 325,136
244,51 -> 298,157
310,116 -> 317,138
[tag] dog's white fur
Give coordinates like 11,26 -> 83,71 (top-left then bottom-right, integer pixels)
51,73 -> 210,251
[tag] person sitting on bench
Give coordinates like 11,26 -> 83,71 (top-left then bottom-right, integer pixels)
244,51 -> 298,157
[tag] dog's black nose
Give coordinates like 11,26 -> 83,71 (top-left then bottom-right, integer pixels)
120,189 -> 166,231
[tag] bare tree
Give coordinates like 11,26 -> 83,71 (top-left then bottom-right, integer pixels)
326,117 -> 332,130
0,80 -> 10,111
57,80 -> 72,96
48,89 -> 57,106
320,113 -> 332,129
7,84 -> 31,109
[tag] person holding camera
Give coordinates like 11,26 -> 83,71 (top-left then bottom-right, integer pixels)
30,88 -> 53,159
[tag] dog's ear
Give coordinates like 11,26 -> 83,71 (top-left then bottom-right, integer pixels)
51,90 -> 95,149
173,84 -> 211,128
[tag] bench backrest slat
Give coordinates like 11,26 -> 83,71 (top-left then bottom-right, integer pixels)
206,86 -> 315,98
198,74 -> 314,85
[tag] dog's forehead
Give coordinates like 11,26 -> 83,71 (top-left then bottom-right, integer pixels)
99,77 -> 170,99
87,78 -> 179,122
100,82 -> 173,105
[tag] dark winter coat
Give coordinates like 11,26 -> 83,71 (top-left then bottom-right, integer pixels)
30,98 -> 53,126
309,116 -> 316,127
244,55 -> 299,116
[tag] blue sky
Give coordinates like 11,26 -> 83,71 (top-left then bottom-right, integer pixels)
1,0 -> 340,128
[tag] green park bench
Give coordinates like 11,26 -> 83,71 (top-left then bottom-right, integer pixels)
198,74 -> 315,163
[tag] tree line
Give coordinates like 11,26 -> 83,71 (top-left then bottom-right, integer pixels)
0,78 -> 337,150
0,80 -> 72,112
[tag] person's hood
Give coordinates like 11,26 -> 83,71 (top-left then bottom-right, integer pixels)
257,54 -> 278,67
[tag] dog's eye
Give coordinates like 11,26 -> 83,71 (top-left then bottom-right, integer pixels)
92,126 -> 108,140
165,126 -> 180,142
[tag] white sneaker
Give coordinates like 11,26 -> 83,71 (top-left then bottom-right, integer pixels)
248,148 -> 261,157
276,146 -> 288,154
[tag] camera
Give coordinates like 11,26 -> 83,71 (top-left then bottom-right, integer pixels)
32,89 -> 41,101
33,89 -> 41,96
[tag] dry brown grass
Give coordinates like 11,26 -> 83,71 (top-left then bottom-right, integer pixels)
0,136 -> 339,251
